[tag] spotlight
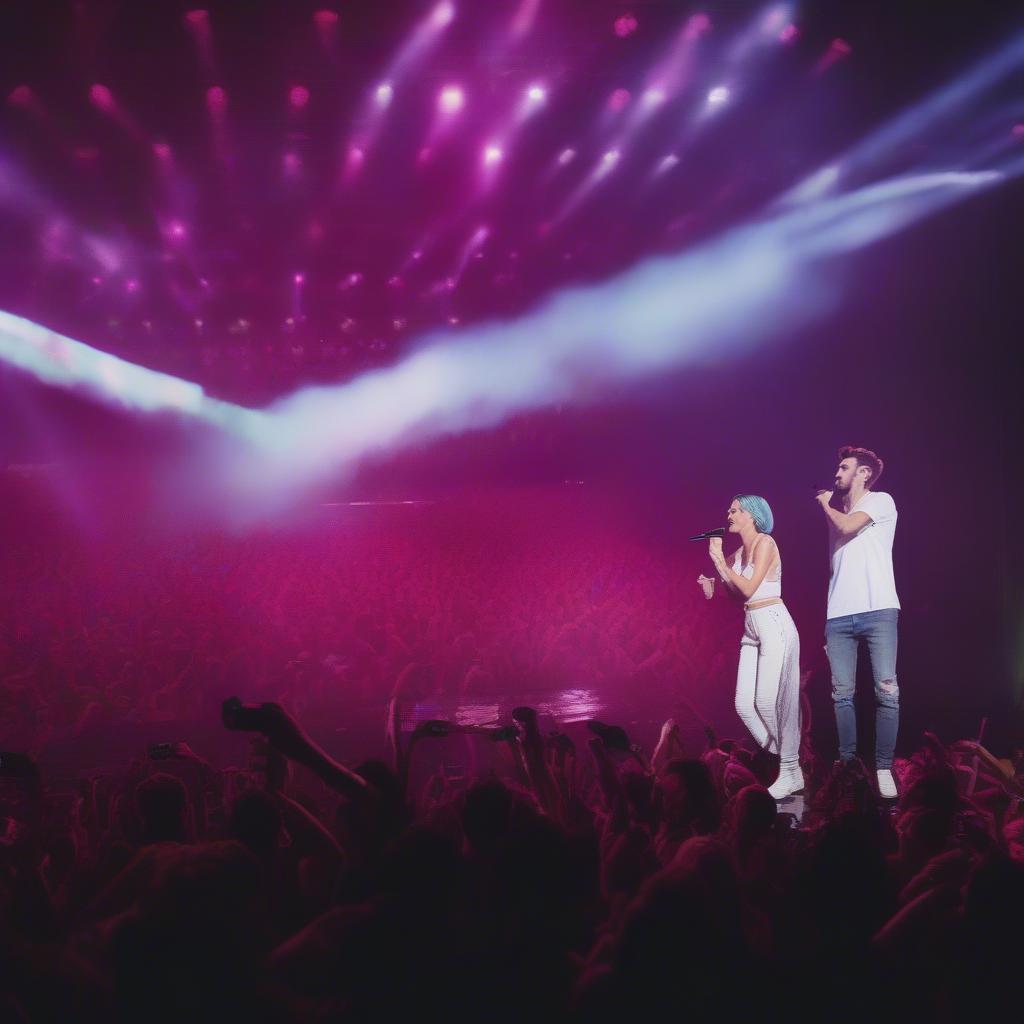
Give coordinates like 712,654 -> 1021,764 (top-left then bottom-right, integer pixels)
483,144 -> 503,166
89,83 -> 114,111
613,14 -> 638,38
685,12 -> 712,39
289,85 -> 310,109
152,142 -> 172,161
608,88 -> 631,112
313,9 -> 338,28
526,84 -> 546,104
375,82 -> 394,106
707,85 -> 730,106
206,85 -> 227,111
557,147 -> 576,166
294,272 -> 305,285
167,220 -> 186,239
185,10 -> 208,27
438,85 -> 464,114
431,1 -> 455,28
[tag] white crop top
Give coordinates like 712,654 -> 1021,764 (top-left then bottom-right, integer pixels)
732,535 -> 782,602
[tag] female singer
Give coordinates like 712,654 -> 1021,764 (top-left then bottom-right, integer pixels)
698,495 -> 803,799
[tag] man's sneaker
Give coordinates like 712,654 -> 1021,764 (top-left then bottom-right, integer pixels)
876,769 -> 898,799
768,767 -> 805,801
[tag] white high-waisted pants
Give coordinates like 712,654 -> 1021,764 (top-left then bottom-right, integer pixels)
735,603 -> 801,769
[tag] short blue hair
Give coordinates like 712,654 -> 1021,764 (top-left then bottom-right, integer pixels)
733,494 -> 774,534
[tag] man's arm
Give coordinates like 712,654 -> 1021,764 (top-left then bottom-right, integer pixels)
815,490 -> 872,536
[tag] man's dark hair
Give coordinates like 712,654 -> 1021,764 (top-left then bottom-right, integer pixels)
838,445 -> 884,489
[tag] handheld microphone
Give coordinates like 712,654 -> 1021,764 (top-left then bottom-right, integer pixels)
688,527 -> 726,542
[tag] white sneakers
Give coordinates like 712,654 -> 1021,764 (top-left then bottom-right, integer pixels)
768,766 -> 805,800
766,766 -> 897,800
876,769 -> 898,799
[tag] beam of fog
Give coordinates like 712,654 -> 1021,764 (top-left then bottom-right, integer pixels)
212,165 -> 1006,512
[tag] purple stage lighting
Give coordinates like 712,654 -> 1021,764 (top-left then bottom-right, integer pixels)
313,8 -> 339,48
294,272 -> 305,285
608,88 -> 631,112
344,145 -> 365,179
89,84 -> 114,111
686,12 -> 712,39
813,38 -> 852,77
206,85 -> 227,112
483,144 -> 503,167
375,82 -> 394,107
614,14 -> 638,39
707,85 -> 730,107
438,85 -> 465,114
289,85 -> 310,109
7,85 -> 33,107
655,153 -> 680,174
431,2 -> 456,29
511,0 -> 540,39
152,141 -> 172,161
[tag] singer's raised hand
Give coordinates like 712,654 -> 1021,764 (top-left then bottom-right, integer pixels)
815,489 -> 833,508
708,536 -> 724,558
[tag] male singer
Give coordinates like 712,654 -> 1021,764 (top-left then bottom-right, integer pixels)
816,445 -> 900,799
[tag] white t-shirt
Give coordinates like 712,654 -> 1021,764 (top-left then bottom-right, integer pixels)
826,490 -> 900,619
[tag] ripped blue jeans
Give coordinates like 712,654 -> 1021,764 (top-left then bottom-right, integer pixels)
825,608 -> 899,769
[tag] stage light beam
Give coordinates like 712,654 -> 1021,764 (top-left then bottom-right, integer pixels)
438,85 -> 465,114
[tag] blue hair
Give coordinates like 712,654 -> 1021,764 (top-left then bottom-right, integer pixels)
733,494 -> 774,534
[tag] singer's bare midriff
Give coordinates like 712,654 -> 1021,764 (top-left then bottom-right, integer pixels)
745,597 -> 784,611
